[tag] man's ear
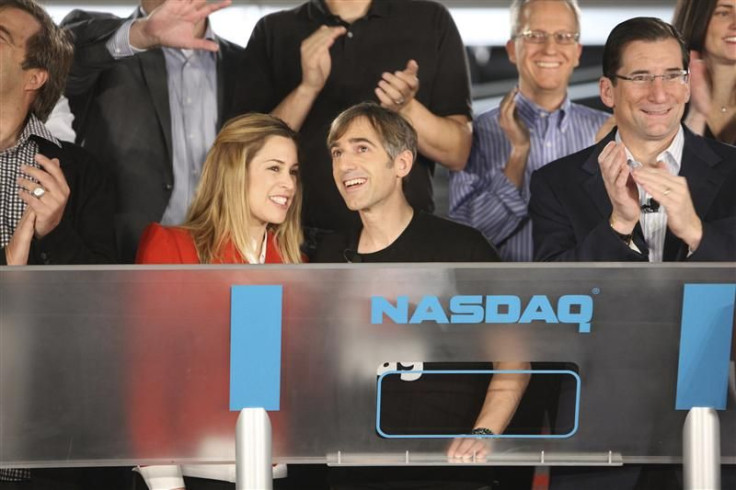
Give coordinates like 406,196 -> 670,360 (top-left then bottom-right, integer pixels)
573,43 -> 582,68
505,39 -> 517,65
394,150 -> 414,179
599,76 -> 615,109
24,68 -> 48,92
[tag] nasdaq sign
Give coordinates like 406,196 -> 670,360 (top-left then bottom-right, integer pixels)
371,294 -> 594,333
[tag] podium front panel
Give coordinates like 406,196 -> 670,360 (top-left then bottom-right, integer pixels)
0,264 -> 734,467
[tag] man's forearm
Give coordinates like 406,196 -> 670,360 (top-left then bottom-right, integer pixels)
472,361 -> 530,435
503,146 -> 531,189
271,84 -> 321,131
400,100 -> 471,171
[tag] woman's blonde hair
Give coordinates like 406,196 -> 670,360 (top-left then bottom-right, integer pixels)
182,113 -> 303,264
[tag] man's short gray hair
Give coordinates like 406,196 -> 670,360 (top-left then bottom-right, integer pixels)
509,0 -> 582,38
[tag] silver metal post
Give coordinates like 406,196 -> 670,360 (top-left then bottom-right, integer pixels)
235,408 -> 272,490
683,407 -> 721,490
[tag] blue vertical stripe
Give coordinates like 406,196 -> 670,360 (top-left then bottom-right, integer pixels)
230,285 -> 283,411
675,284 -> 736,410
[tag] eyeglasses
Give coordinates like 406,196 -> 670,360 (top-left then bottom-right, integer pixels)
613,70 -> 689,85
515,30 -> 580,45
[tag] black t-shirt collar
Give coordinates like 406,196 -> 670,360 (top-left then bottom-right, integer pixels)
307,0 -> 390,24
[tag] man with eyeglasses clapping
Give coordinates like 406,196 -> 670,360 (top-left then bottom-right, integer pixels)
530,16 -> 736,264
449,0 -> 609,263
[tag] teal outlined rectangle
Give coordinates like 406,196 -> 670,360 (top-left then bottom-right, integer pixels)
376,369 -> 580,439
230,285 -> 283,411
676,283 -> 736,410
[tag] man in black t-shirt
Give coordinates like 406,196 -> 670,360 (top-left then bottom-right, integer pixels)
315,103 -> 530,490
235,0 -> 473,250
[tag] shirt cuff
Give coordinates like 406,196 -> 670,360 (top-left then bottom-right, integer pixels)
181,464 -> 236,483
488,173 -> 528,218
106,19 -> 146,59
135,465 -> 185,490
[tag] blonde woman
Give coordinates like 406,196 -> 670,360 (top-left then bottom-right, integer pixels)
133,113 -> 302,490
137,113 -> 303,265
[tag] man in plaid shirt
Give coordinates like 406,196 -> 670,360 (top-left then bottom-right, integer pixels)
1,0 -> 117,487
0,0 -> 116,267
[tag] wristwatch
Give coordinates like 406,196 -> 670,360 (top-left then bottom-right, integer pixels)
470,427 -> 495,436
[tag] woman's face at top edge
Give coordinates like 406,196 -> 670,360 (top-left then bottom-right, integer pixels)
704,1 -> 736,63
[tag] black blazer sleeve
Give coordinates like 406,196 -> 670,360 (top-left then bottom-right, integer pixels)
28,140 -> 118,265
62,10 -> 130,96
529,146 -> 646,262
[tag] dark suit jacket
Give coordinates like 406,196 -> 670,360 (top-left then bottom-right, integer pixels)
529,127 -> 736,262
0,137 -> 117,266
62,10 -> 246,263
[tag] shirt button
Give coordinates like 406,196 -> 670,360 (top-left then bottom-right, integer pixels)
347,31 -> 354,39
546,142 -> 552,147
40,252 -> 49,263
164,183 -> 173,191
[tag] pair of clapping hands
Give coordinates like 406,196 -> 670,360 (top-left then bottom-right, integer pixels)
5,155 -> 69,265
598,142 -> 702,251
299,25 -> 420,112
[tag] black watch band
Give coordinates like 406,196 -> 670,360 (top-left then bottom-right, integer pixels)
471,427 -> 495,436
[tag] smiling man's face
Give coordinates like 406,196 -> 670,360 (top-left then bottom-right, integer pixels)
600,38 -> 690,146
507,0 -> 582,103
330,117 -> 409,213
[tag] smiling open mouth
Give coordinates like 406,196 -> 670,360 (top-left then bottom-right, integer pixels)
642,108 -> 671,116
344,178 -> 367,189
536,61 -> 562,68
269,196 -> 288,206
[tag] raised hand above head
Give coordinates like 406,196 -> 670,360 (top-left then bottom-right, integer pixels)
130,0 -> 232,51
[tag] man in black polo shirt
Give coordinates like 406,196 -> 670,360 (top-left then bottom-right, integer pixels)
314,103 -> 529,490
235,0 -> 472,253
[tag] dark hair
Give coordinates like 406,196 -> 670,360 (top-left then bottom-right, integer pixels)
327,102 -> 417,162
602,17 -> 689,83
673,0 -> 719,53
0,0 -> 73,121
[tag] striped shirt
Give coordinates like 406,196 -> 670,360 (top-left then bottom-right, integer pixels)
620,126 -> 684,263
449,92 -> 609,261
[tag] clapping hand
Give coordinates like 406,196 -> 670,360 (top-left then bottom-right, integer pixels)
376,59 -> 420,112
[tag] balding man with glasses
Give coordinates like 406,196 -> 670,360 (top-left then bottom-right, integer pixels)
530,17 -> 736,265
449,0 -> 609,262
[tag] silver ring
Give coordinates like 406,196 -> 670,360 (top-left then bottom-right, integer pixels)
663,187 -> 672,196
394,97 -> 405,105
32,186 -> 46,198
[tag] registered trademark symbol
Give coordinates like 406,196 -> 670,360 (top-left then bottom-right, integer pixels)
591,288 -> 600,295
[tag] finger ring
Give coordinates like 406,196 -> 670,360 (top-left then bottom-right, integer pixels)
663,187 -> 672,196
394,97 -> 405,105
32,186 -> 46,198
